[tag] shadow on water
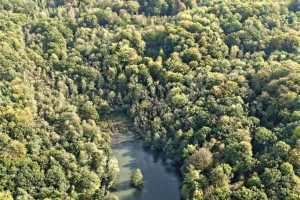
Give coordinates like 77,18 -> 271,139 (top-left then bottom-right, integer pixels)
120,190 -> 143,200
111,138 -> 181,200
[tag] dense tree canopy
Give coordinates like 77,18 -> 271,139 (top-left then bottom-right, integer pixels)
1,0 -> 300,199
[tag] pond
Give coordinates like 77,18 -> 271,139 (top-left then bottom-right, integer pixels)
111,134 -> 181,200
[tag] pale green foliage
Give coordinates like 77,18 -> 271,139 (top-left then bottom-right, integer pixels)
131,168 -> 144,189
187,148 -> 213,171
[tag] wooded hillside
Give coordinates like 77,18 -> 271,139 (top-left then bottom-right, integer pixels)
0,0 -> 300,199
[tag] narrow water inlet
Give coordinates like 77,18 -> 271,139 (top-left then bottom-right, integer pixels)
111,134 -> 181,200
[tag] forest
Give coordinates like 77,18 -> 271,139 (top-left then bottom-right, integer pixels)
0,0 -> 300,199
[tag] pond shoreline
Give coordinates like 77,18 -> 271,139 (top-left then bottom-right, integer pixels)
110,130 -> 181,200
111,131 -> 140,145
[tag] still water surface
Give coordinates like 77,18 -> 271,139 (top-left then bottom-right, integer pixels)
112,135 -> 181,200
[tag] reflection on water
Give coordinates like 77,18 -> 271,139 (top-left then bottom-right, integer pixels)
112,138 -> 181,200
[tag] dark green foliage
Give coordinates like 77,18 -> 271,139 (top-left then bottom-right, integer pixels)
289,0 -> 300,12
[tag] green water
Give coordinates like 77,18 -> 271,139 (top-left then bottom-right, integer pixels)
112,136 -> 181,200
